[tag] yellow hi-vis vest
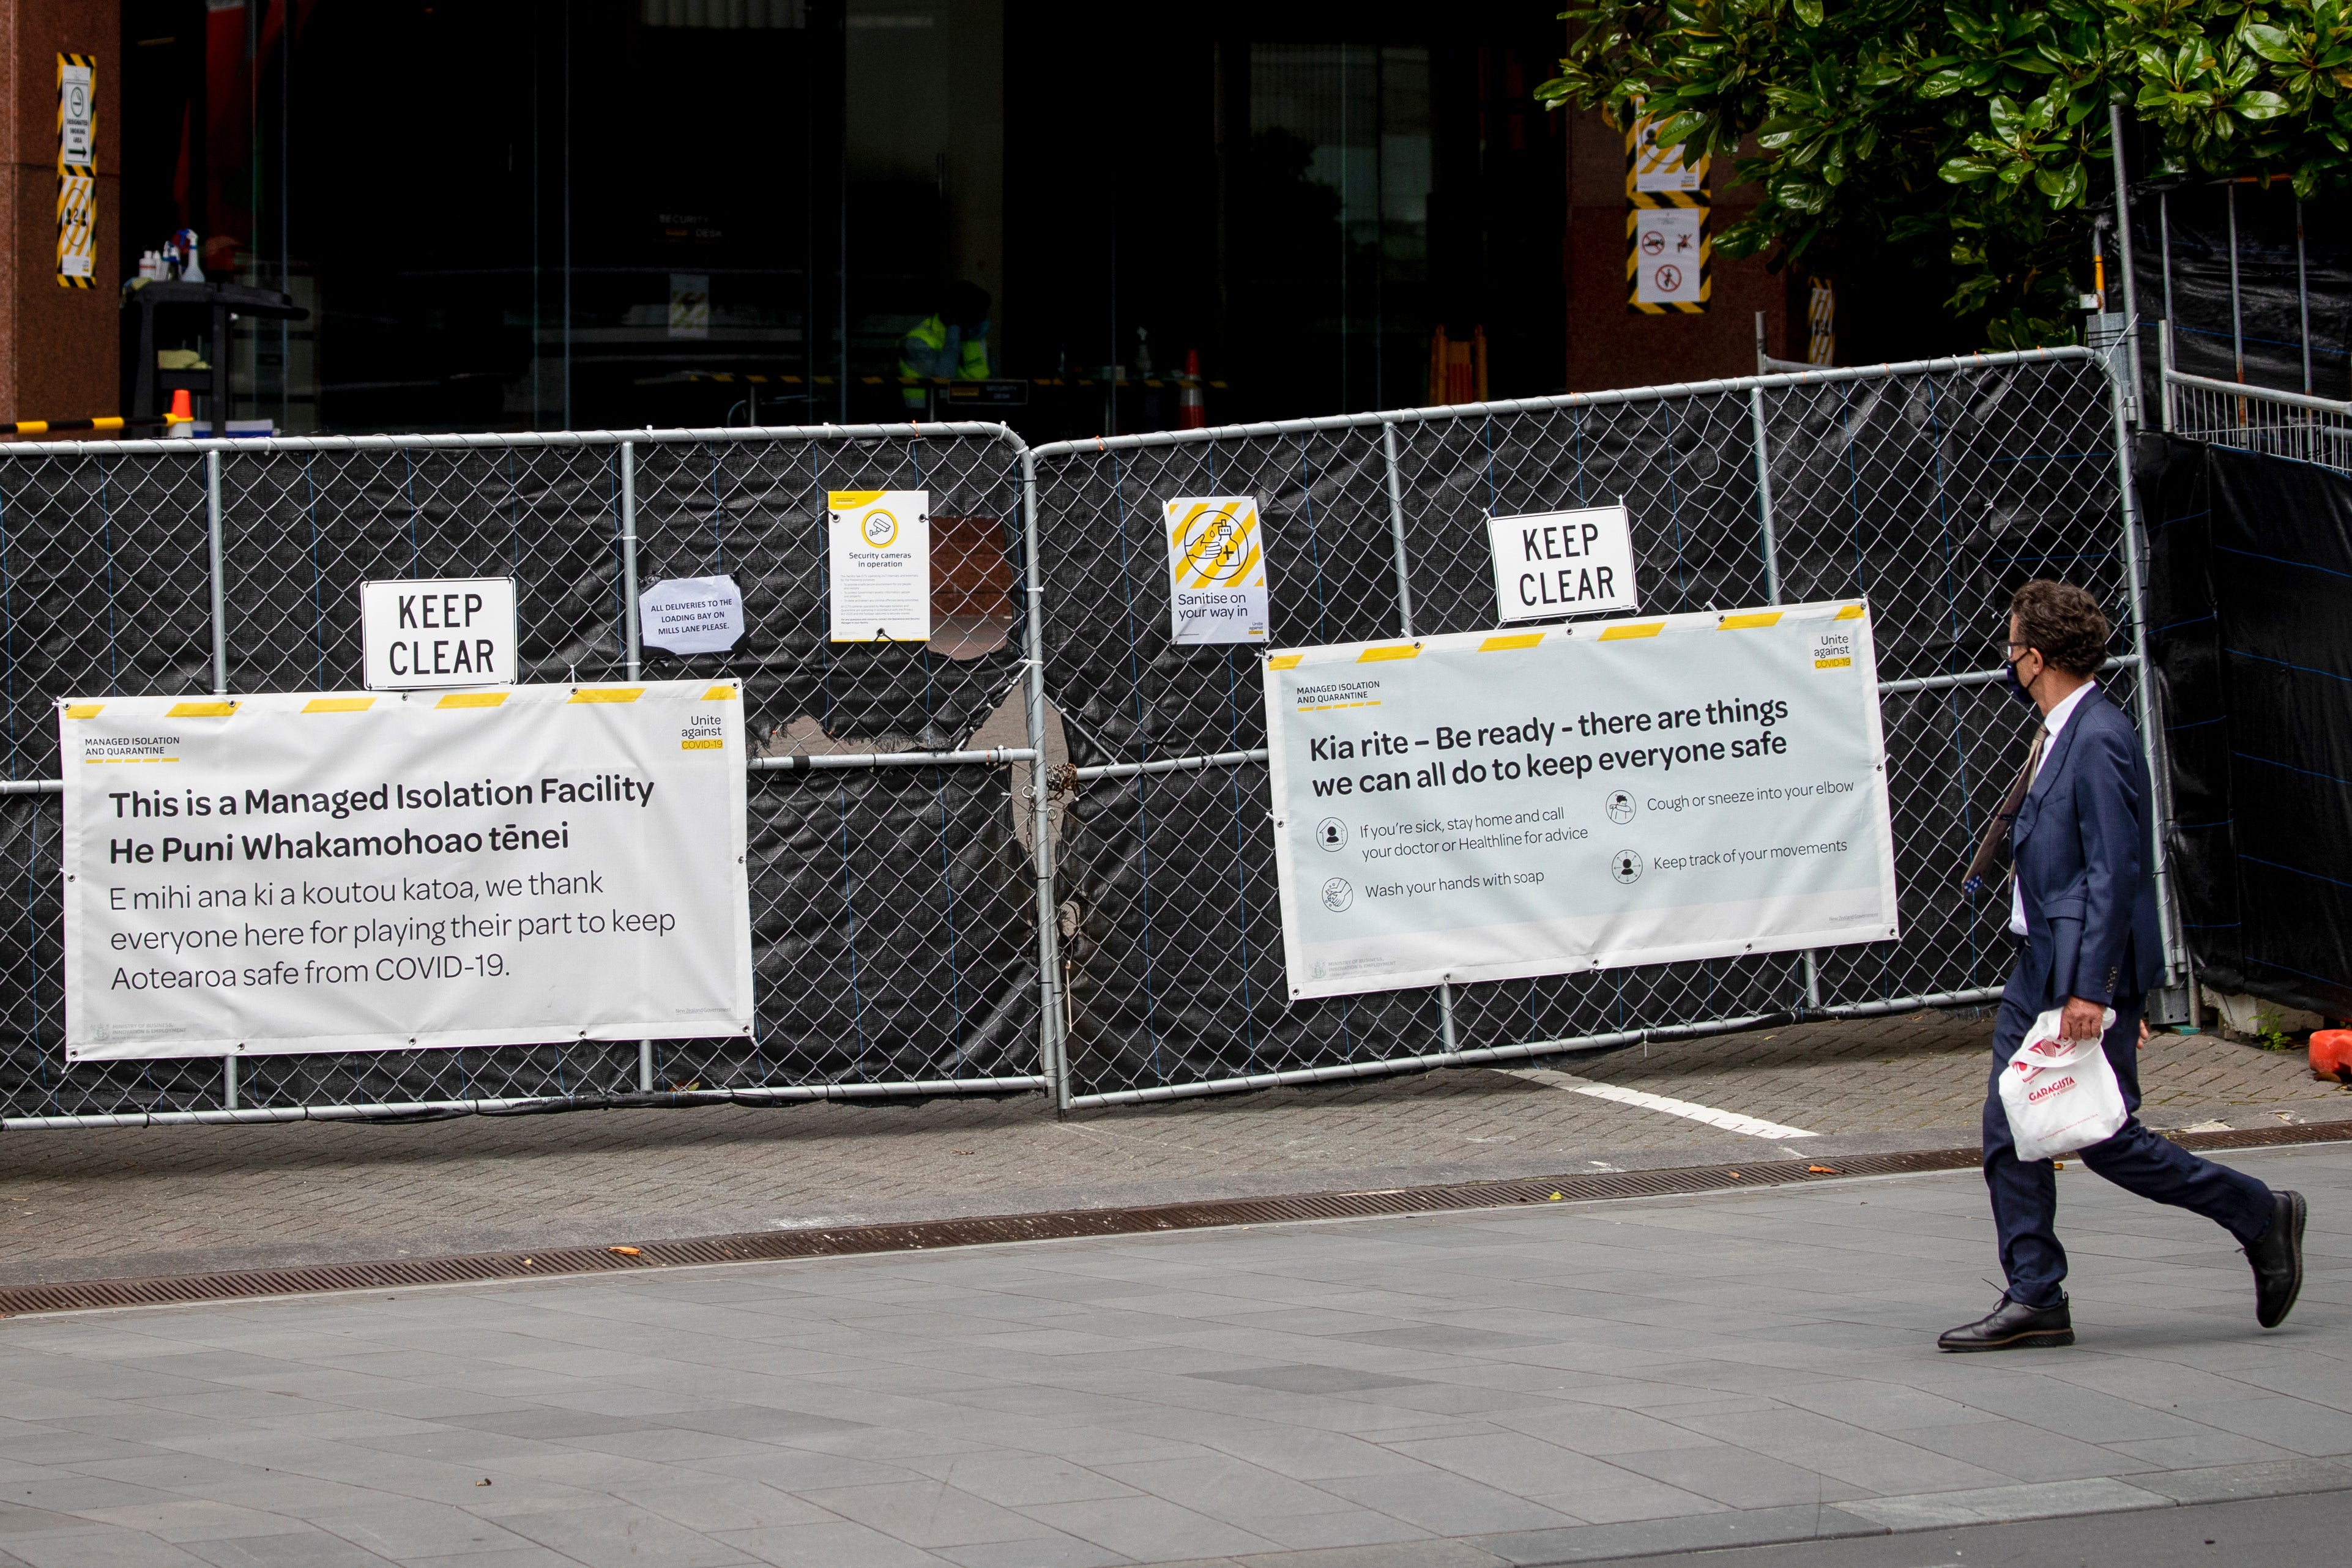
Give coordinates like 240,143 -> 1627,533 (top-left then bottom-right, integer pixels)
899,314 -> 991,407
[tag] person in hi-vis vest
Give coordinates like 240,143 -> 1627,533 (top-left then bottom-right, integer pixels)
900,282 -> 992,412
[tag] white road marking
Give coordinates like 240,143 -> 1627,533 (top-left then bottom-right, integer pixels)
1495,1063 -> 1821,1141
1568,1082 -> 1819,1140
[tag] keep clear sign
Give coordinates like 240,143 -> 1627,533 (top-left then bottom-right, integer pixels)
1165,496 -> 1269,644
828,489 -> 930,642
1265,601 -> 1897,1000
1487,504 -> 1638,622
59,681 -> 754,1061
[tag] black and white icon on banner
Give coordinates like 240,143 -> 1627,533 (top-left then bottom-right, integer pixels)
1320,877 -> 1355,913
1605,790 -> 1636,825
1317,817 -> 1349,852
1610,850 -> 1645,885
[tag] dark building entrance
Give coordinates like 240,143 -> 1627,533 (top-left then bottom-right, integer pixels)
117,0 -> 1568,437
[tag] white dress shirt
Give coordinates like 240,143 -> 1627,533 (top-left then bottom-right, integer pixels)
2009,680 -> 2099,937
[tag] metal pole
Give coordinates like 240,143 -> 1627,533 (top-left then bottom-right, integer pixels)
2160,319 -> 2176,433
1749,381 -> 1811,1001
619,440 -> 642,678
206,449 -> 228,695
2227,183 -> 2244,384
2298,198 -> 2313,395
1747,385 -> 1782,604
1380,418 -> 1415,636
2104,329 -> 2187,991
1437,981 -> 1456,1053
222,1053 -> 237,1112
2108,103 -> 2141,424
1020,448 -> 1070,1113
638,1039 -> 653,1094
2159,190 -> 2174,326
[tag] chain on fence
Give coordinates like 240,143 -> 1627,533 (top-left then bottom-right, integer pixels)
0,347 -> 2159,1124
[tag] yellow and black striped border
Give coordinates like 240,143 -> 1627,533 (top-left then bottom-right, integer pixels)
1623,106 -> 1710,314
55,54 -> 95,288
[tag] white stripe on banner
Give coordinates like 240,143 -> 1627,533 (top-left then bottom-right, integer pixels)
1571,1082 -> 1818,1140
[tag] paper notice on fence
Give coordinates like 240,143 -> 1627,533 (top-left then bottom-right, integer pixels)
58,682 -> 753,1061
828,489 -> 929,642
1165,496 -> 1269,645
1264,600 -> 1897,1000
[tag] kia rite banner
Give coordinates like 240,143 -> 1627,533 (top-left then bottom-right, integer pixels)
1265,600 -> 1897,1000
61,682 -> 753,1062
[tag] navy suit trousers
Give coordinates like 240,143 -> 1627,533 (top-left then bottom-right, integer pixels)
1983,973 -> 2276,1309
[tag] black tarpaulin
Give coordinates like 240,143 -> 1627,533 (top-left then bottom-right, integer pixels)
2142,433 -> 2352,1019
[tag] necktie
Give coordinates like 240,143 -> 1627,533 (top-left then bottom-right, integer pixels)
1960,727 -> 2045,896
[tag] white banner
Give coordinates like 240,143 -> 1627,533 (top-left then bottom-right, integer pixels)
61,681 -> 753,1061
1164,496 -> 1269,644
1265,601 -> 1897,1000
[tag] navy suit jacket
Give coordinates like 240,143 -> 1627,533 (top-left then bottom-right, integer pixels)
2008,688 -> 2167,1008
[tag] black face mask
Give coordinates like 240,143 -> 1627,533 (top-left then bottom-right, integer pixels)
2001,654 -> 2039,709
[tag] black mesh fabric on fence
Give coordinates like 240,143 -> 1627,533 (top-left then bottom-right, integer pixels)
0,354 -> 2156,1122
1036,355 -> 2139,1100
0,429 -> 1041,1120
2142,433 -> 2352,1020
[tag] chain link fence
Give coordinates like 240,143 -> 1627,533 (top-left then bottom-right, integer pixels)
0,424 -> 1050,1125
0,346 -> 2167,1125
1029,347 -> 2172,1107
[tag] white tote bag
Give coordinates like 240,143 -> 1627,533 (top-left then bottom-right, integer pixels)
2000,1006 -> 2128,1162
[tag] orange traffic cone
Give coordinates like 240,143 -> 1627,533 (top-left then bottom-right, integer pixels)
166,388 -> 194,436
1178,349 -> 1207,429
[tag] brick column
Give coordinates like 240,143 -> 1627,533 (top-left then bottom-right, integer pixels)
0,0 -> 119,425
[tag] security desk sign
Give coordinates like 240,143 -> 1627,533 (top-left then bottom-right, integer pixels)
1264,600 -> 1897,1000
641,574 -> 744,655
360,578 -> 519,689
1166,496 -> 1270,645
828,489 -> 930,642
1488,505 -> 1637,622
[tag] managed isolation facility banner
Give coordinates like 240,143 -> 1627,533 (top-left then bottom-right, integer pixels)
1265,601 -> 1897,1000
60,681 -> 753,1061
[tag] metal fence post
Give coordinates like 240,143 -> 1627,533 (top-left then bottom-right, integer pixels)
1380,418 -> 1415,637
1751,383 -> 1816,1007
1020,447 -> 1070,1112
2104,345 -> 2190,1009
205,448 -> 228,696
620,440 -> 650,1090
620,440 -> 642,678
222,1052 -> 237,1112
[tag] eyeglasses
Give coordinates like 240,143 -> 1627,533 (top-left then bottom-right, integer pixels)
2004,642 -> 2036,657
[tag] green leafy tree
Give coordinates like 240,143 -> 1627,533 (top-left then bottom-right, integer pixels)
1539,2 -> 2352,349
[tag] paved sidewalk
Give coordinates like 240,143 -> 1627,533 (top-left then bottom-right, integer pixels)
0,1144 -> 2342,1567
2,1014 -> 2344,1286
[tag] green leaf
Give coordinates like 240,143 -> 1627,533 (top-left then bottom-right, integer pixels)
2235,91 -> 2291,121
1939,155 -> 2000,182
1792,0 -> 1823,24
2242,26 -> 2302,65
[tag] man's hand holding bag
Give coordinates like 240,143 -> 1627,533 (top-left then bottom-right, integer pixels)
2000,1005 -> 2127,1162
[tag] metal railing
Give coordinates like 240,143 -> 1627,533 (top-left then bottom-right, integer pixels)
2160,321 -> 2352,474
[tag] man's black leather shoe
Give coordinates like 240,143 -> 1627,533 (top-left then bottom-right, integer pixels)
1938,1295 -> 2074,1352
2247,1190 -> 2307,1329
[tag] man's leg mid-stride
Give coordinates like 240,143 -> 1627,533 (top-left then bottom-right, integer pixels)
1941,991 -> 2307,1351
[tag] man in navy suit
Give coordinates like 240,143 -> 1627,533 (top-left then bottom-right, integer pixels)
1940,580 -> 2307,1351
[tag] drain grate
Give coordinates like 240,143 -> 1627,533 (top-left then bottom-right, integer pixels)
2,1120 -> 2342,1317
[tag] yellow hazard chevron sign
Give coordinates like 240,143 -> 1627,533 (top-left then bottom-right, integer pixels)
1624,103 -> 1708,314
56,54 -> 95,288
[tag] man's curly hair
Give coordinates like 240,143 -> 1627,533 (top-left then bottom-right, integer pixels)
2009,579 -> 2108,677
